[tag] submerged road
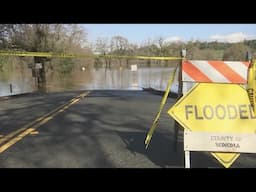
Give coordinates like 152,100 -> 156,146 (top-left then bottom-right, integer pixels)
0,90 -> 255,168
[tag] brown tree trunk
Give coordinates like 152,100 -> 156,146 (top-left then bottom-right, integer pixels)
34,56 -> 46,92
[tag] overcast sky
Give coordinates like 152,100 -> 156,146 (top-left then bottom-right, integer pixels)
83,24 -> 256,44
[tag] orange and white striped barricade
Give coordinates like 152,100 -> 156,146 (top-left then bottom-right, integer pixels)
182,60 -> 250,94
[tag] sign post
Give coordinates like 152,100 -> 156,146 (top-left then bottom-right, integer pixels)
174,49 -> 186,152
185,150 -> 190,168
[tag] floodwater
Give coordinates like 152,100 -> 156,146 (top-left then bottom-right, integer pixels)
0,63 -> 179,97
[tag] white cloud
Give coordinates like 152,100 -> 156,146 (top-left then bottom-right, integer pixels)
164,36 -> 183,43
209,32 -> 255,43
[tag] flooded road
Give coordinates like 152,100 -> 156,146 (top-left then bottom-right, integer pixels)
0,62 -> 179,96
0,62 -> 35,96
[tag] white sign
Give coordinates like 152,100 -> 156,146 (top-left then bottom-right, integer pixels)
35,63 -> 42,69
131,64 -> 137,71
184,130 -> 256,153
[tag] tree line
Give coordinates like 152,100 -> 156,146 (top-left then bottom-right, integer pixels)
94,36 -> 256,61
1,24 -> 256,66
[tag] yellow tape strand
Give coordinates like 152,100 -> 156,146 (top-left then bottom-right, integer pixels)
247,59 -> 256,113
0,50 -> 182,60
144,62 -> 179,149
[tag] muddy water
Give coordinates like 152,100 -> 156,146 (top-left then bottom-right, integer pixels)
0,64 -> 178,97
0,63 -> 36,97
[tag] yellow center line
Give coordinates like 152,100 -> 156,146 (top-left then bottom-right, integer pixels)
0,91 -> 90,154
0,128 -> 27,145
0,128 -> 35,153
35,116 -> 54,128
30,131 -> 39,135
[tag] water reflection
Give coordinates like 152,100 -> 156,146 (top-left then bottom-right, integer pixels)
0,63 -> 179,97
0,64 -> 36,97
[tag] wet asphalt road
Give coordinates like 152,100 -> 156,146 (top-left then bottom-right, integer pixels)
0,90 -> 255,168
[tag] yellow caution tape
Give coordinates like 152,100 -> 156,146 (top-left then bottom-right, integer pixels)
0,51 -> 93,58
101,55 -> 182,60
0,50 -> 182,60
247,59 -> 256,113
144,62 -> 180,149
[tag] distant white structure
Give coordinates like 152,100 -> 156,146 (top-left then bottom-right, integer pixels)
131,64 -> 137,71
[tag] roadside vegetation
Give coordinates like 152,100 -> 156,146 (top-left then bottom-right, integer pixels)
0,24 -> 255,72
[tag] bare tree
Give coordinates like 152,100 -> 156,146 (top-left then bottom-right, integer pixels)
0,24 -> 15,48
111,36 -> 129,67
5,24 -> 91,91
94,37 -> 112,67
